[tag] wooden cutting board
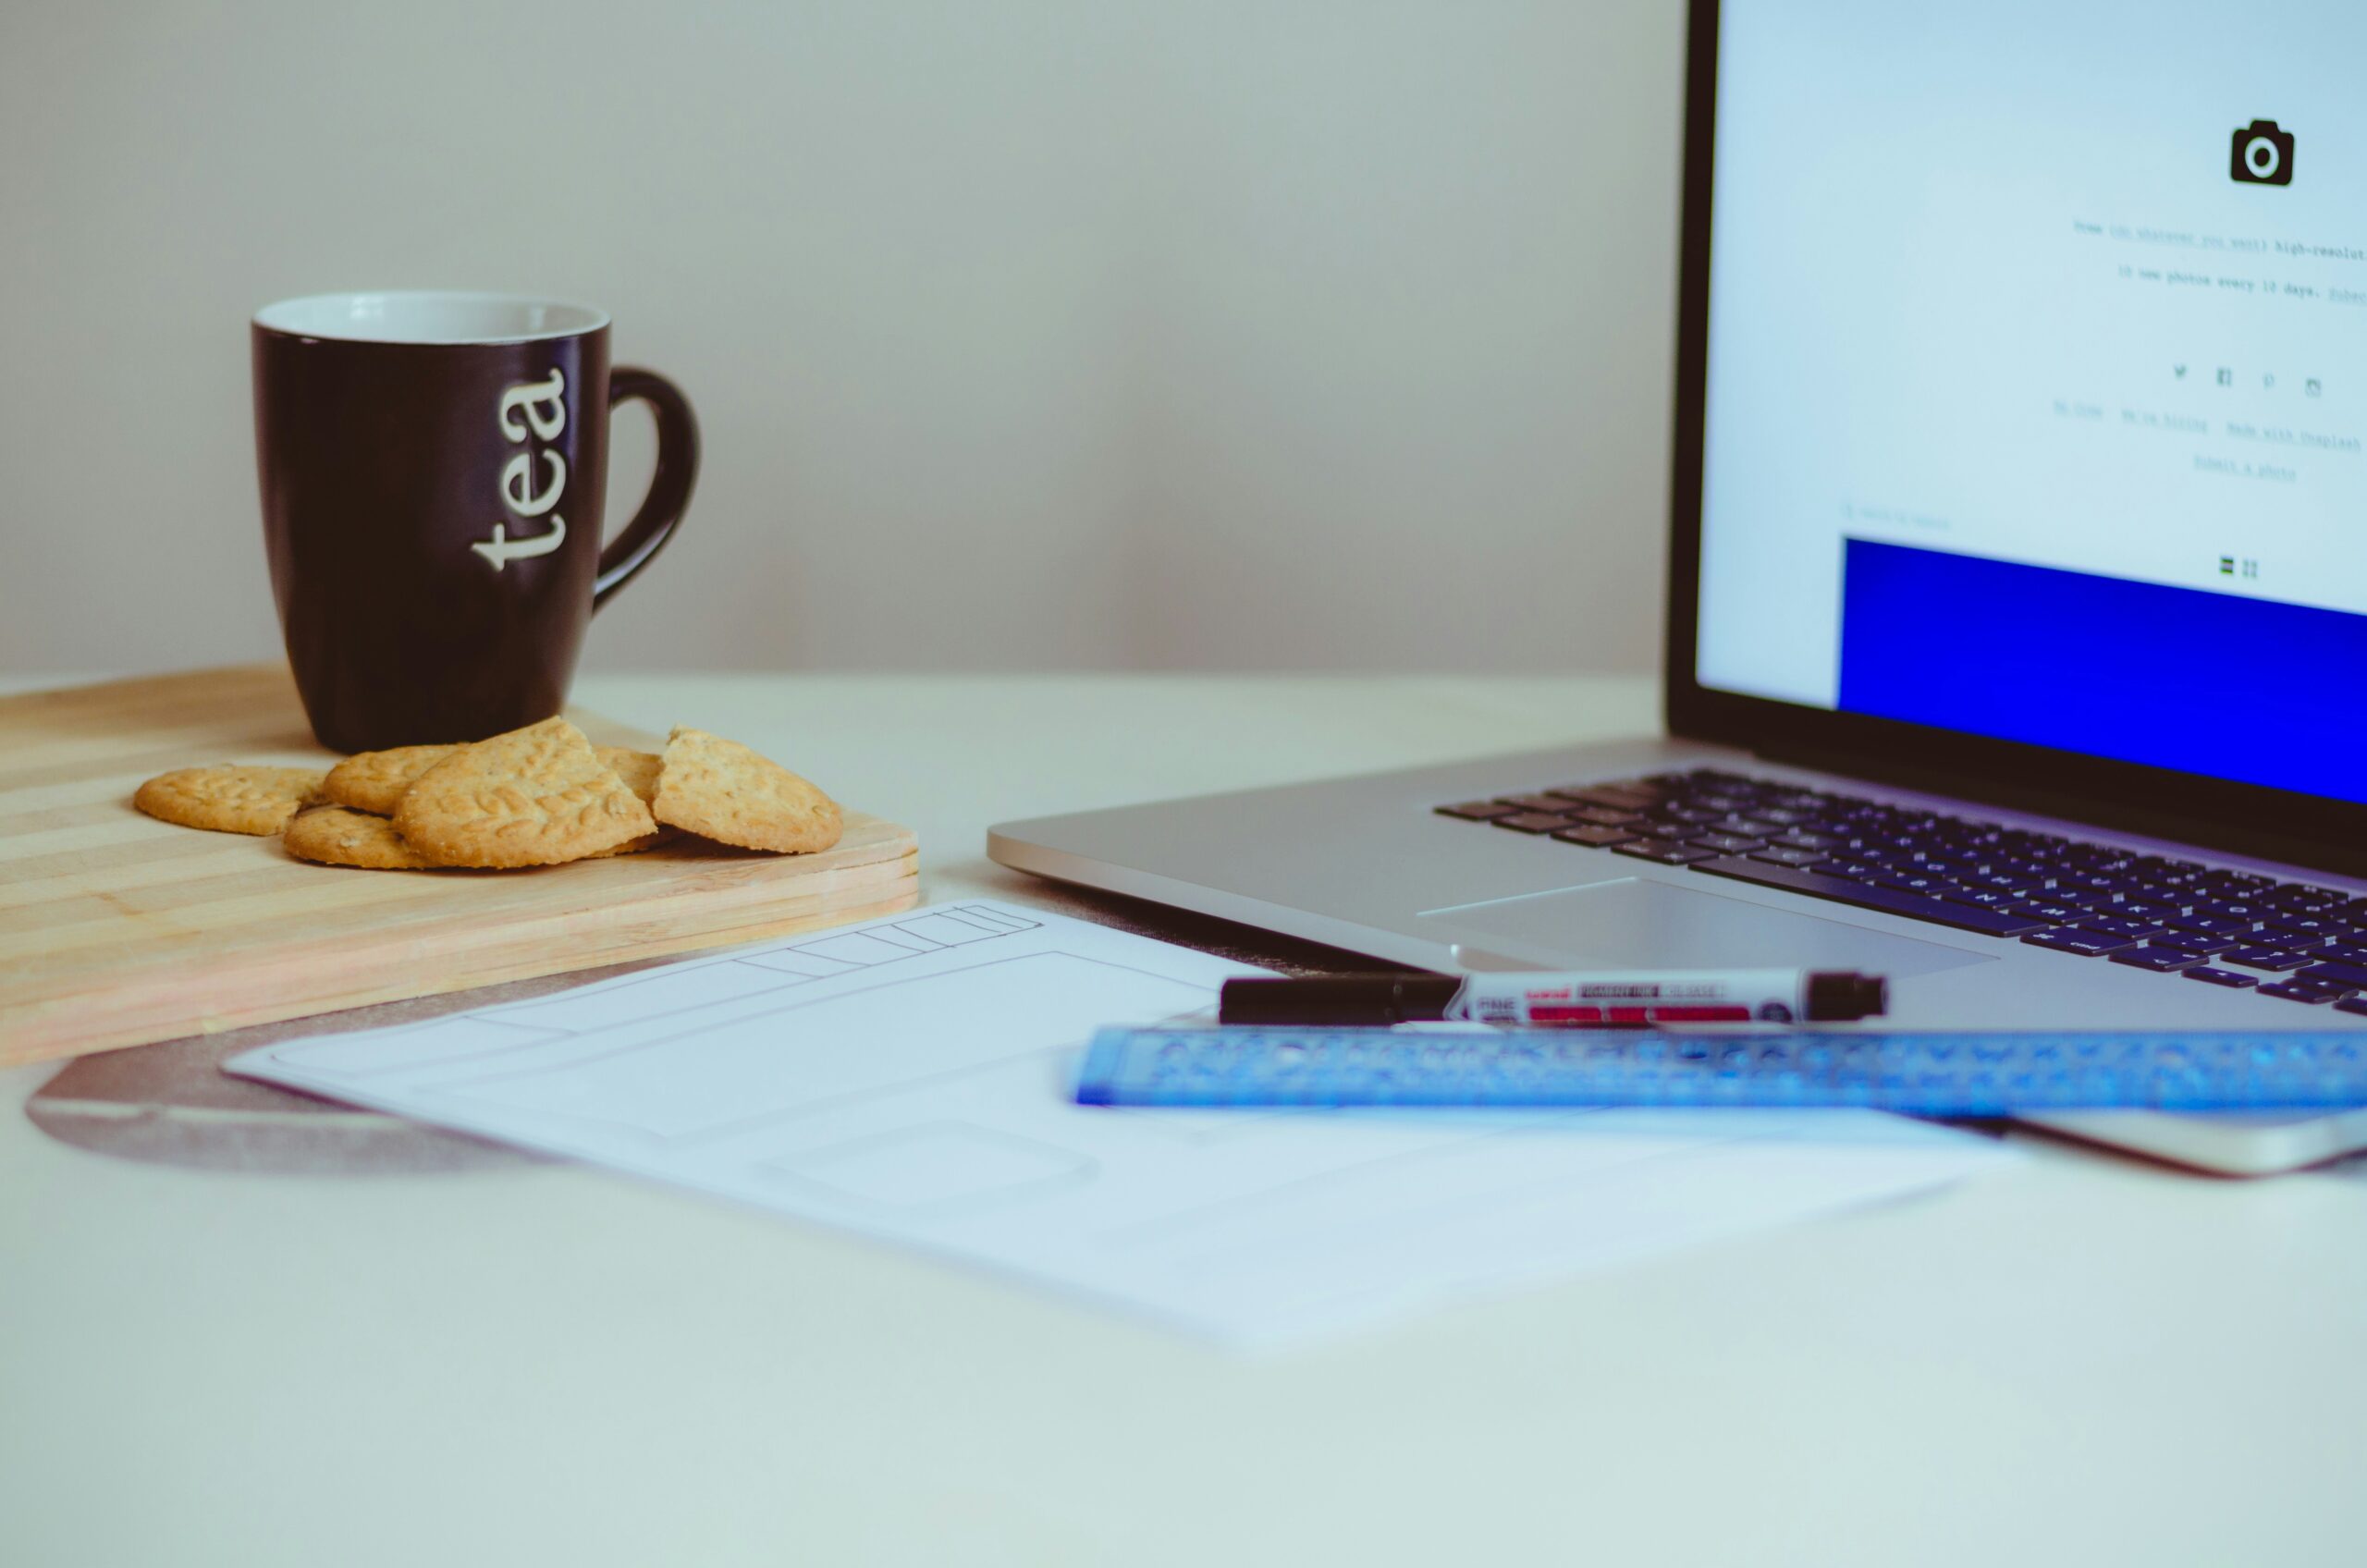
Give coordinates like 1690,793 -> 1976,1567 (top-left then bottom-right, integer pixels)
0,666 -> 919,1068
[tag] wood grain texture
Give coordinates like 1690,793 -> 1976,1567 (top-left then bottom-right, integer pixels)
0,667 -> 919,1067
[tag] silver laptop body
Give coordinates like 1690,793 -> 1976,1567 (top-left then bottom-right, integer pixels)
992,0 -> 2367,1174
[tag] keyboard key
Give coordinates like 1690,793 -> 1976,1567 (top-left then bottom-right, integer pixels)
2149,931 -> 2242,955
2192,900 -> 2276,924
2259,916 -> 2354,942
2077,915 -> 2164,939
2259,979 -> 2356,1005
1855,834 -> 1922,856
1626,820 -> 1698,840
2265,888 -> 2349,915
2225,948 -> 2318,973
2165,913 -> 2257,937
1613,840 -> 1720,865
2116,898 -> 2184,920
1771,829 -> 1843,851
2022,928 -> 2137,956
1749,846 -> 1832,868
1552,823 -> 1637,847
2182,966 -> 2260,989
2299,961 -> 2367,989
1562,804 -> 1644,827
1998,900 -> 2082,925
1437,801 -> 1519,820
2110,947 -> 2201,973
1497,794 -> 1577,814
1688,856 -> 2048,936
1717,816 -> 1786,836
2319,941 -> 2367,966
2336,997 -> 2367,1019
2111,876 -> 2185,899
1550,785 -> 1661,811
1688,832 -> 1769,854
2034,887 -> 2124,910
1490,813 -> 1574,834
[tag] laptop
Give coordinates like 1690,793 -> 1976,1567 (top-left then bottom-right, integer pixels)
989,0 -> 2367,1175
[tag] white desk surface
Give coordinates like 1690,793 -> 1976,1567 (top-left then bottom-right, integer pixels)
4,672 -> 2362,1567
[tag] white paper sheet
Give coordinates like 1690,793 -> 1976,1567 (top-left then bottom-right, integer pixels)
227,901 -> 2010,1346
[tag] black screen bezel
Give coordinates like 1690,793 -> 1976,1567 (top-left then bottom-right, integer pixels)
1662,0 -> 2367,876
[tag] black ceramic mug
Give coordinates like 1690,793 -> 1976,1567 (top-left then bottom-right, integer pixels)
252,290 -> 697,753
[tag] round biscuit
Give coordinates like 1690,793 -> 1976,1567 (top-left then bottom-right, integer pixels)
133,766 -> 325,837
322,743 -> 460,815
391,717 -> 657,868
284,804 -> 444,870
652,727 -> 842,854
586,747 -> 673,854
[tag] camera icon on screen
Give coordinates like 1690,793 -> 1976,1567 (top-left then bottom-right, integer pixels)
2231,119 -> 2295,185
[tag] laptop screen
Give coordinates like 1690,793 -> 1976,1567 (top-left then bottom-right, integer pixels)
1693,1 -> 2367,803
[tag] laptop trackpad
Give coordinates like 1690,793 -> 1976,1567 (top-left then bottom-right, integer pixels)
1423,877 -> 1994,977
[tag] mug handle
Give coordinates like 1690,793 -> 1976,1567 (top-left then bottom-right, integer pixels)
594,367 -> 700,610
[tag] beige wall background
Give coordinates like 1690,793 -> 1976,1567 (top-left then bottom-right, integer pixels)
0,0 -> 1685,675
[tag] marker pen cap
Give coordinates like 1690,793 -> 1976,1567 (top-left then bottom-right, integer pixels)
1807,971 -> 1887,1022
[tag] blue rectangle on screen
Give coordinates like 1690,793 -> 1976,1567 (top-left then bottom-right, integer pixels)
1836,539 -> 2367,804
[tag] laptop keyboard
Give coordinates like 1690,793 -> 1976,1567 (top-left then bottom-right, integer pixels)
1436,767 -> 2367,1011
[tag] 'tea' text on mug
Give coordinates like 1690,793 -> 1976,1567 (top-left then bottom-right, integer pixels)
472,370 -> 569,570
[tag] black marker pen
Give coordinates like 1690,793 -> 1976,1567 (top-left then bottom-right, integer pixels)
1219,969 -> 1886,1027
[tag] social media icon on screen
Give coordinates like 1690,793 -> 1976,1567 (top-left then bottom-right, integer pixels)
2231,119 -> 2295,186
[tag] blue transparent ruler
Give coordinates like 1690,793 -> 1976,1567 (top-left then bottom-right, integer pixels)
1074,1026 -> 2367,1113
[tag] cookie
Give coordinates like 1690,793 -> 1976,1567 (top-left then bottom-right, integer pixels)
596,746 -> 662,802
322,743 -> 460,815
284,804 -> 443,870
133,766 -> 325,836
653,727 -> 842,854
328,742 -> 653,818
590,747 -> 675,856
392,717 -> 658,868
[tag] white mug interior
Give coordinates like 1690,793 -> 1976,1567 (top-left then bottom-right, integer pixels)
253,290 -> 608,345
